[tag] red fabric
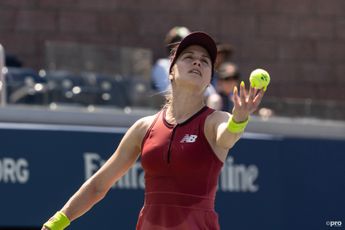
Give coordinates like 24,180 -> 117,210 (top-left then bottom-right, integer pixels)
137,106 -> 223,230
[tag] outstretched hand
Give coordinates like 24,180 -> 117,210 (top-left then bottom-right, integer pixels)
232,81 -> 265,122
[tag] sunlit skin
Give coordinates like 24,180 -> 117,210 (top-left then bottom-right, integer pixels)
165,44 -> 265,161
167,45 -> 264,124
170,45 -> 212,95
41,44 -> 265,230
164,45 -> 214,124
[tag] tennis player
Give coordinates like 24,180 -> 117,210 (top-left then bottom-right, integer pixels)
42,31 -> 265,230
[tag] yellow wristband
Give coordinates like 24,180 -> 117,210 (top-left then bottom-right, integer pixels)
44,211 -> 70,230
226,116 -> 249,133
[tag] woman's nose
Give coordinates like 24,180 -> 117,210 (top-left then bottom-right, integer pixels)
193,59 -> 201,66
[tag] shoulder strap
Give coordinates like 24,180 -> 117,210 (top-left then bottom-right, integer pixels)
140,110 -> 163,151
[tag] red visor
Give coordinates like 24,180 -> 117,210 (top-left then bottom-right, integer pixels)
169,31 -> 217,74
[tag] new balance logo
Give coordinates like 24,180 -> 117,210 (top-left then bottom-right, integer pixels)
180,134 -> 198,143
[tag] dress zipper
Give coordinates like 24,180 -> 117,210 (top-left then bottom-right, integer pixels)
167,125 -> 178,163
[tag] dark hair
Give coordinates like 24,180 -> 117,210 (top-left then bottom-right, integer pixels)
217,62 -> 240,81
163,47 -> 178,109
169,45 -> 178,63
164,27 -> 190,53
216,43 -> 234,59
163,88 -> 173,110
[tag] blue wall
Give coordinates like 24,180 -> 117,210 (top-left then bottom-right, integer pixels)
0,125 -> 344,229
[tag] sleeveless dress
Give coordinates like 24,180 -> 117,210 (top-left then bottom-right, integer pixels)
137,106 -> 223,230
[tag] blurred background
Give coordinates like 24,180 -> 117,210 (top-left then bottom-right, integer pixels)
0,0 -> 344,118
0,1 -> 344,229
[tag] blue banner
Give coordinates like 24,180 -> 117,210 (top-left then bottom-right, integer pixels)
0,124 -> 344,229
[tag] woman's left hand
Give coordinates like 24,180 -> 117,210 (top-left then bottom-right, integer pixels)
232,81 -> 265,122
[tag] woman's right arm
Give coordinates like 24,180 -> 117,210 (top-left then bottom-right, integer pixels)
42,115 -> 154,229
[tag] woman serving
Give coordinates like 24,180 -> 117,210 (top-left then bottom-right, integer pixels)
42,32 -> 265,230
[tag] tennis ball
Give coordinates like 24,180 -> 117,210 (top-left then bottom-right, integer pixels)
249,68 -> 270,91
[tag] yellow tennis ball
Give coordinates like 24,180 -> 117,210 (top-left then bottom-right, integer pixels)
249,68 -> 270,91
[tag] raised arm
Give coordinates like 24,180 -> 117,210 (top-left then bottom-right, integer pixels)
205,82 -> 264,162
42,115 -> 154,229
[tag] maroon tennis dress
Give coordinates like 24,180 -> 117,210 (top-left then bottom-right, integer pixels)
137,106 -> 223,230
